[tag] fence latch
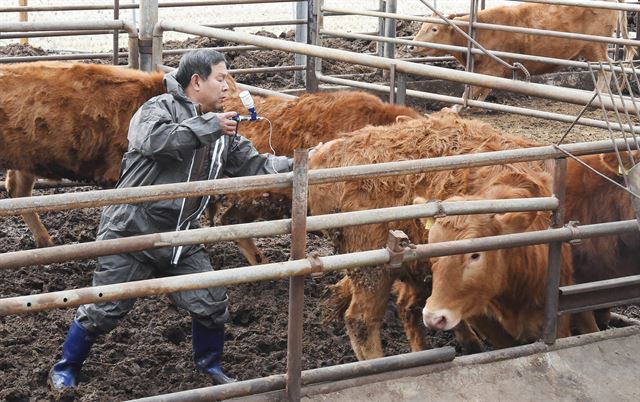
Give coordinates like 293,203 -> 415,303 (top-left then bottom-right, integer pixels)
386,230 -> 413,269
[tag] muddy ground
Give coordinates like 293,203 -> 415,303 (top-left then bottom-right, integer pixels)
1,21 -> 640,402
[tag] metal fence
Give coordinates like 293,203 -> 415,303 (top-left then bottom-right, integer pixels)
2,0 -> 640,401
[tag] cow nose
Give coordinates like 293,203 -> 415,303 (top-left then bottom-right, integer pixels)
423,311 -> 446,330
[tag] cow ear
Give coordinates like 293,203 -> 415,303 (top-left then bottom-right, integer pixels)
598,151 -> 637,177
395,115 -> 414,123
413,197 -> 436,232
493,211 -> 538,234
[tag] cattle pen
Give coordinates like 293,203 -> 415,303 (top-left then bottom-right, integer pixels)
2,1 -> 640,401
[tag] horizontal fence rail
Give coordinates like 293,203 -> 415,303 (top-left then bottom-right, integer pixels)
0,138 -> 635,217
316,74 -> 640,135
322,6 -> 640,48
0,0 -> 303,13
0,219 -> 637,316
0,198 -> 558,270
153,21 -> 637,112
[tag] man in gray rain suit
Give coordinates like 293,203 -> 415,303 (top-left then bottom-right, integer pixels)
50,49 -> 292,389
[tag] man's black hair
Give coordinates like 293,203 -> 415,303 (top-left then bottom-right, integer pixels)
175,49 -> 227,89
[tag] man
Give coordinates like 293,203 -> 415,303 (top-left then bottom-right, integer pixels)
49,49 -> 292,389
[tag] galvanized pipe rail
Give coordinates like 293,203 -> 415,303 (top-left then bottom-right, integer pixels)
0,0 -> 302,12
0,138 -> 635,217
320,30 -> 636,77
0,219 -> 636,315
0,198 -> 558,270
126,347 -> 456,402
316,74 -> 640,135
0,20 -> 139,68
321,6 -> 640,49
152,21 -> 637,112
515,0 -> 640,11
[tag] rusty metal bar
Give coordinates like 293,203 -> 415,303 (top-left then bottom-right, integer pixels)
542,158 -> 567,344
559,275 -> 640,314
304,326 -> 640,399
517,0 -> 640,11
388,62 -> 396,104
18,0 -> 28,44
317,74 -> 640,134
0,0 -> 300,12
0,198 -> 558,270
1,219 -> 637,316
321,29 -> 635,76
127,347 -> 455,402
1,138 -> 639,217
155,21 -> 636,112
113,0 -> 120,65
286,150 -> 309,402
322,6 -> 640,48
0,29 -> 124,39
0,20 -> 139,68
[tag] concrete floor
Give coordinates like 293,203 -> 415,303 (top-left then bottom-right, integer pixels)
303,326 -> 640,402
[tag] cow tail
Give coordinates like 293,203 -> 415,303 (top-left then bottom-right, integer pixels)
617,1 -> 637,61
320,275 -> 353,324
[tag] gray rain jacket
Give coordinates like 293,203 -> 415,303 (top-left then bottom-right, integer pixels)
97,71 -> 292,263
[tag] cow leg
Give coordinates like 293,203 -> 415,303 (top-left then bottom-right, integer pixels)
594,308 -> 611,330
451,86 -> 492,114
6,170 -> 54,247
394,281 -> 428,352
235,238 -> 268,265
208,197 -> 268,266
452,320 -> 485,354
571,311 -> 599,335
344,268 -> 393,360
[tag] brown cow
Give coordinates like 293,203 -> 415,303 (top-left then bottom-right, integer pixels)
564,151 -> 640,328
214,78 -> 424,265
419,151 -> 638,347
0,61 -> 422,253
1,61 -> 165,247
313,110 -> 636,358
309,110 -> 553,360
409,1 -> 635,112
421,174 -> 577,347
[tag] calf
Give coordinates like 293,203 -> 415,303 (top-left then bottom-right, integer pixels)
313,110 -> 634,358
217,79 -> 423,265
409,0 -> 634,111
421,172 -> 576,347
309,110 -> 550,359
0,61 -> 165,247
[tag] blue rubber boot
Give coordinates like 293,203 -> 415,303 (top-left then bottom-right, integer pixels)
192,320 -> 237,385
49,320 -> 96,389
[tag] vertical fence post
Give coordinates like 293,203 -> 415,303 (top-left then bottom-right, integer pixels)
19,0 -> 28,45
382,0 -> 396,60
306,0 -> 321,92
139,0 -> 158,72
543,157 -> 567,344
377,0 -> 385,58
294,1 -> 308,85
286,149 -> 309,402
113,0 -> 120,65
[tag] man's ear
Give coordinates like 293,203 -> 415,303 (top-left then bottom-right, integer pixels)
190,74 -> 202,91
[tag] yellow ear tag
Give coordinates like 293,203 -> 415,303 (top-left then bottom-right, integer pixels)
618,164 -> 631,176
423,217 -> 435,230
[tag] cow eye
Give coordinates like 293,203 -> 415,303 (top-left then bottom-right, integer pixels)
431,28 -> 437,32
470,253 -> 480,261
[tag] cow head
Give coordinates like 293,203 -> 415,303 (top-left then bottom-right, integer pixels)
417,171 -> 551,331
407,14 -> 458,56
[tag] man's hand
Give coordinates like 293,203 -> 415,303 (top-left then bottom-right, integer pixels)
216,111 -> 239,136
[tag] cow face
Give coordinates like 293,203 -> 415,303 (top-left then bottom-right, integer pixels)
408,14 -> 458,56
420,195 -> 539,332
